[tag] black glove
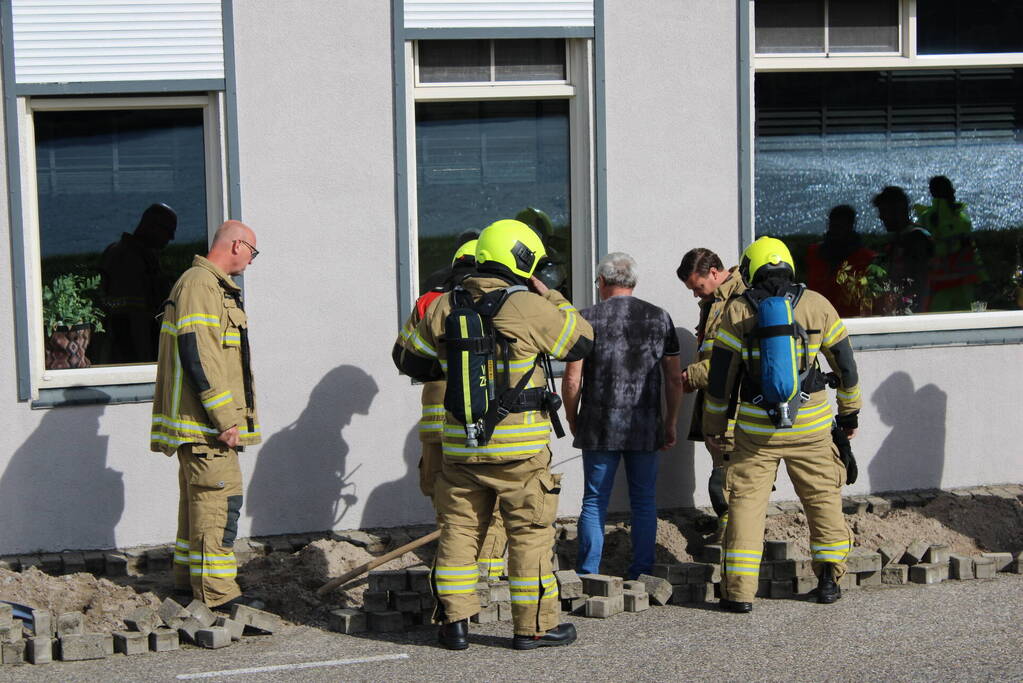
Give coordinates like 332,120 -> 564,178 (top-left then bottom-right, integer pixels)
831,421 -> 858,485
835,410 -> 859,430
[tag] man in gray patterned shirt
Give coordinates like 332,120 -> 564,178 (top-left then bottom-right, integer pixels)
562,252 -> 684,579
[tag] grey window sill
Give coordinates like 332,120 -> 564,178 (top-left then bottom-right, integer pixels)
32,383 -> 155,409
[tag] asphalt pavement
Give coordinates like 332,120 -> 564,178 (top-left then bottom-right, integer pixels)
4,574 -> 1022,682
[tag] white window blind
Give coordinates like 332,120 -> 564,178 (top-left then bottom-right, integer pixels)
405,1 -> 594,29
12,0 -> 224,84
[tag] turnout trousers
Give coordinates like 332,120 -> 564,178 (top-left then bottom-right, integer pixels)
173,444 -> 243,607
420,440 -> 509,581
432,447 -> 561,636
721,432 -> 851,603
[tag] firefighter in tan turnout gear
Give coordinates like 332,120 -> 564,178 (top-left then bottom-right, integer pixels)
151,221 -> 263,611
394,219 -> 593,650
703,237 -> 862,613
401,237 -> 509,581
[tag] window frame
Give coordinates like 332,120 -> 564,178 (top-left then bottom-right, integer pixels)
403,38 -> 596,309
745,0 -> 1023,338
754,0 -> 903,59
16,94 -> 228,396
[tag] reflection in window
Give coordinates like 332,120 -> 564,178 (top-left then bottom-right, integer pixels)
35,108 -> 207,366
415,99 -> 571,296
917,0 -> 1023,55
755,0 -> 898,54
417,39 -> 567,84
755,69 -> 1023,316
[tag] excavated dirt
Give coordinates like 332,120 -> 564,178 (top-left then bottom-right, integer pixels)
0,492 -> 1019,633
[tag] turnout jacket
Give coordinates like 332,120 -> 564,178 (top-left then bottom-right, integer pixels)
702,287 -> 861,445
401,289 -> 447,444
150,256 -> 260,454
686,267 -> 745,441
393,275 -> 593,464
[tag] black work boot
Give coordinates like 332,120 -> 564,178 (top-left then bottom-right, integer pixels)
719,598 -> 753,613
438,619 -> 469,650
816,564 -> 842,604
512,623 -> 577,650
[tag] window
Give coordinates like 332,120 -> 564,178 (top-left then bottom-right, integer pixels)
19,95 -> 225,391
755,0 -> 899,55
917,1 -> 1023,55
406,39 -> 593,305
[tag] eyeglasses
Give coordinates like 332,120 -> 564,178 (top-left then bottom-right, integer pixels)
236,239 -> 259,261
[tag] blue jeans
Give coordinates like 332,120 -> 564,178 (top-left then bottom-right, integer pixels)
577,450 -> 659,580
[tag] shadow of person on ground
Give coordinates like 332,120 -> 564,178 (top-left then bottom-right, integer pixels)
360,425 -> 436,529
868,371 -> 947,492
0,390 -> 123,553
247,365 -> 378,536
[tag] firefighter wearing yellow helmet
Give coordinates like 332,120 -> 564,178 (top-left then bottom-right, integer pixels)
393,218 -> 593,650
704,236 -> 862,612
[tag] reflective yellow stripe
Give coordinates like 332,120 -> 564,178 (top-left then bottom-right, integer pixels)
715,329 -> 743,352
459,317 -> 473,424
705,397 -> 728,415
176,313 -> 220,329
202,391 -> 233,409
552,310 -> 578,358
738,401 -> 831,419
823,319 -> 846,346
837,386 -> 860,400
442,440 -> 548,457
161,321 -> 178,336
442,423 -> 550,438
435,565 -> 478,577
737,413 -> 833,435
409,329 -> 437,358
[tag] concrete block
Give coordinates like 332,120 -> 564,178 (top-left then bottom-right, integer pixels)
328,609 -> 366,635
362,591 -> 389,613
777,500 -> 803,515
561,597 -> 587,615
335,530 -> 388,553
764,540 -> 796,561
56,612 -> 84,637
186,600 -> 217,628
113,631 -> 148,656
902,540 -> 930,565
842,497 -> 868,515
2,640 -> 26,665
419,592 -> 436,612
286,535 -> 309,552
949,554 -> 975,580
489,581 -> 511,603
857,571 -> 882,587
148,628 -> 179,652
474,582 -> 491,608
40,554 -> 62,574
104,553 -> 128,577
770,580 -> 794,599
973,556 -> 997,579
177,616 -> 205,644
265,537 -> 293,555
0,557 -> 13,571
124,607 -> 161,635
213,616 -> 245,641
158,598 -> 189,627
767,560 -> 797,581
757,562 -> 773,580
924,545 -> 951,565
61,552 -> 86,575
230,604 -> 280,635
701,545 -> 723,563
0,620 -> 22,643
882,564 -> 908,585
407,567 -> 431,593
1009,556 -> 1023,575
756,580 -> 771,598
558,523 -> 578,541
878,544 -> 904,568
838,572 -> 857,590
0,603 -> 12,629
196,627 -> 231,649
26,637 -> 53,664
368,611 -> 404,633
624,590 -> 649,612
846,551 -> 882,574
123,549 -> 146,573
909,563 -> 943,585
865,495 -> 892,514
19,556 -> 42,572
670,585 -> 690,604
765,503 -> 784,516
794,576 -> 817,595
470,603 -> 500,624
555,570 -> 585,599
689,583 -> 715,604
689,563 -> 721,584
902,492 -> 925,507
980,552 -> 1013,572
585,595 -> 624,618
497,601 -> 513,622
581,574 -> 623,597
652,563 -> 688,584
367,569 -> 407,592
636,574 -> 672,606
392,591 -> 421,613
30,609 -> 52,638
144,548 -> 172,573
58,633 -> 112,661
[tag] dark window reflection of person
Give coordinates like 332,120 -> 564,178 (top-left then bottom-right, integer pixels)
99,203 -> 177,363
806,205 -> 877,318
872,187 -> 933,313
913,175 -> 983,312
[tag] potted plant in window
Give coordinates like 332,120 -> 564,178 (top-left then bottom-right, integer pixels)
42,273 -> 105,369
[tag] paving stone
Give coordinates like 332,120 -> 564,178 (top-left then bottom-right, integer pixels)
177,616 -> 205,644
367,569 -> 408,592
40,554 -> 62,574
756,580 -> 771,598
419,592 -> 436,612
670,584 -> 690,604
337,531 -> 388,553
770,580 -> 794,599
901,492 -> 926,507
392,591 -> 421,613
230,604 -> 280,635
157,598 -> 189,628
124,607 -> 161,635
622,580 -> 645,593
196,627 -> 231,649
561,597 -> 587,615
585,595 -> 624,618
765,503 -> 784,516
1009,556 -> 1023,575
489,580 -> 511,603
882,564 -> 908,585
846,551 -> 882,574
328,609 -> 366,635
123,549 -> 147,574
794,576 -> 817,594
624,590 -> 649,612
580,574 -> 623,597
758,562 -> 773,580
902,540 -> 930,565
690,582 -> 715,603
878,543 -> 905,568
113,631 -> 148,656
651,563 -> 688,585
2,640 -> 26,665
360,590 -> 388,612
766,560 -> 797,581
857,571 -> 882,587
887,493 -> 908,509
777,500 -> 803,515
701,545 -> 723,564
470,603 -> 500,624
61,552 -> 86,575
145,548 -> 173,573
794,559 -> 816,578
559,523 -> 578,541
838,572 -> 858,590
0,603 -> 12,630
497,601 -> 513,622
58,633 -> 112,661
286,535 -> 309,552
0,622 -> 22,643
264,537 -> 293,555
689,563 -> 721,584
104,553 -> 128,577
30,609 -> 53,638
56,612 -> 84,637
949,554 -> 975,580
186,600 -> 217,628
0,558 -> 14,572
764,540 -> 797,561
368,611 -> 404,632
19,556 -> 42,572
980,552 -> 1013,572
924,545 -> 951,565
909,563 -> 944,585
79,551 -> 104,575
948,488 -> 974,500
973,556 -> 997,579
865,496 -> 892,514
407,567 -> 432,593
149,628 -> 179,652
474,582 -> 491,608
636,574 -> 672,606
26,637 -> 53,664
842,498 -> 868,515
209,616 -> 243,641
554,570 -> 584,599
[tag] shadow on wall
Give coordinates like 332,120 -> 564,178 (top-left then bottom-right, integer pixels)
247,365 -> 378,536
0,390 -> 124,553
360,425 -> 436,529
868,371 -> 947,492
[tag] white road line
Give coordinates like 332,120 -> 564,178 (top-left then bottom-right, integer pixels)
175,653 -> 410,679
